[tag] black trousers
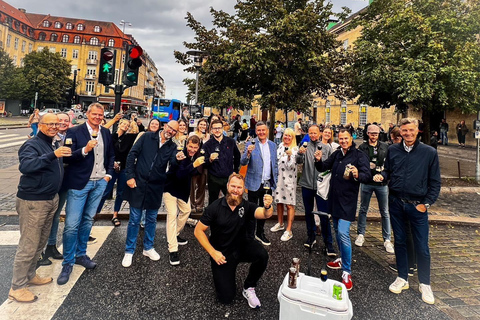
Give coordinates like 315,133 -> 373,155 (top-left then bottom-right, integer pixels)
246,186 -> 267,239
207,174 -> 228,205
210,239 -> 268,304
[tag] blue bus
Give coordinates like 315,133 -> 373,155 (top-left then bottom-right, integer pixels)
151,98 -> 181,123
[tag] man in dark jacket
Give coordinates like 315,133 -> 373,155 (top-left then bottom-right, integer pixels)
121,120 -> 179,268
376,118 -> 440,305
355,124 -> 394,254
315,129 -> 371,291
9,113 -> 71,302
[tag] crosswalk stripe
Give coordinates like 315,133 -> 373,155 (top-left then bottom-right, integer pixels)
0,137 -> 26,144
0,226 -> 114,319
0,140 -> 26,149
0,134 -> 24,139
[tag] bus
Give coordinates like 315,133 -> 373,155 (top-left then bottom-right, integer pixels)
151,98 -> 181,123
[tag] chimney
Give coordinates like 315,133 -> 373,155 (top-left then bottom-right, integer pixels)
18,8 -> 26,13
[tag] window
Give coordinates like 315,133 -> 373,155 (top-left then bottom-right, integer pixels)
77,24 -> 84,31
87,68 -> 96,76
108,39 -> 115,47
28,43 -> 33,53
21,40 -> 26,52
49,47 -> 56,53
61,48 -> 67,58
343,39 -> 349,51
340,101 -> 347,125
14,37 -> 18,49
62,34 -> 69,42
12,55 -> 17,66
54,22 -> 62,29
39,32 -> 46,41
66,22 -> 73,30
72,49 -> 79,59
85,81 -> 95,93
88,51 -> 98,60
325,101 -> 331,124
73,35 -> 81,44
42,20 -> 50,27
359,105 -> 368,127
20,58 -> 24,67
94,26 -> 101,33
37,46 -> 44,51
22,25 -> 27,33
50,33 -> 58,42
89,37 -> 99,45
6,34 -> 11,47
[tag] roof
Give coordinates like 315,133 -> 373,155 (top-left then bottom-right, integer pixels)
0,0 -> 34,27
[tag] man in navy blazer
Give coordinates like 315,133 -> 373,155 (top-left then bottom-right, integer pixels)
240,121 -> 278,246
57,103 -> 114,285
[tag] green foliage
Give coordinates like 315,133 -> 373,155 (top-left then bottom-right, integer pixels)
0,49 -> 28,99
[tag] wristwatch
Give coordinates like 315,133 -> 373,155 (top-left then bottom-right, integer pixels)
424,204 -> 430,209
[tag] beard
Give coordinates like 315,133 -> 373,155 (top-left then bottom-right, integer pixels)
163,131 -> 172,140
226,192 -> 243,207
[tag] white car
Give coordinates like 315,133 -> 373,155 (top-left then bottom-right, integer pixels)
39,108 -> 62,116
69,109 -> 85,119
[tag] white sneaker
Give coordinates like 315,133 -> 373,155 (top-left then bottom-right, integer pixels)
186,218 -> 198,227
270,223 -> 284,232
355,234 -> 365,247
389,277 -> 409,294
384,240 -> 395,254
419,284 -> 435,304
142,248 -> 160,261
122,253 -> 133,268
242,287 -> 261,308
280,231 -> 293,242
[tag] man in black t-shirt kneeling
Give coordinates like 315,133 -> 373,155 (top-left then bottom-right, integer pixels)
194,173 -> 273,308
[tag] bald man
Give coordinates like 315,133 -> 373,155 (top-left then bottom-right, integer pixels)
122,120 -> 180,267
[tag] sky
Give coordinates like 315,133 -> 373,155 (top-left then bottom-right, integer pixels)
8,0 -> 369,103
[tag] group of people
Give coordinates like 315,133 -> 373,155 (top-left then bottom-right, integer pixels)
438,118 -> 469,147
10,105 -> 440,310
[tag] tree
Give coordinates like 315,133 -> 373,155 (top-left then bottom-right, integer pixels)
0,49 -> 28,99
22,47 -> 72,105
175,0 -> 353,138
349,0 -> 480,140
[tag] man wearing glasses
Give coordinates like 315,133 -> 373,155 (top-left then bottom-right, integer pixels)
121,120 -> 180,268
355,124 -> 394,254
202,119 -> 241,205
9,114 -> 71,302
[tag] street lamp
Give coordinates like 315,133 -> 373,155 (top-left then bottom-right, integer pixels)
186,50 -> 205,106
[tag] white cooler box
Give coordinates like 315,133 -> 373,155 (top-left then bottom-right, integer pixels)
278,272 -> 353,320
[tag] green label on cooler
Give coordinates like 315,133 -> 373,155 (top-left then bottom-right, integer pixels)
333,284 -> 343,300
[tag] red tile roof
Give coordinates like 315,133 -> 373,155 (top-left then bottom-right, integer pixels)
0,0 -> 34,27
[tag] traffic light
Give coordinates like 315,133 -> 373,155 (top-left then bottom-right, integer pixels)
123,45 -> 143,87
99,48 -> 116,86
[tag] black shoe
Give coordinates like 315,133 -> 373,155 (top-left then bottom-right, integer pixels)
88,236 -> 97,245
75,255 -> 97,269
57,264 -> 73,285
177,236 -> 188,246
389,263 -> 415,277
255,233 -> 271,246
45,245 -> 63,260
304,237 -> 316,248
326,247 -> 337,257
169,252 -> 180,266
36,253 -> 52,268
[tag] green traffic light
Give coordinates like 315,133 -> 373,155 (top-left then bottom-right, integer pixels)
102,63 -> 113,73
126,71 -> 137,82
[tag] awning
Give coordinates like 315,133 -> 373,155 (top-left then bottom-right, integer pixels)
97,96 -> 148,107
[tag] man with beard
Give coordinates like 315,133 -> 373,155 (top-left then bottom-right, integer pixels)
121,120 -> 179,268
194,173 -> 273,309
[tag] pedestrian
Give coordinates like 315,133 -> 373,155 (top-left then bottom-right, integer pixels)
296,125 -> 336,254
240,121 -> 278,246
456,120 -> 469,148
274,120 -> 284,145
194,173 -> 273,308
121,120 -> 180,268
189,118 -> 210,214
57,103 -> 115,285
294,118 -> 304,145
270,128 -> 298,241
439,119 -> 449,146
430,131 -> 438,149
203,119 -> 241,205
232,115 -> 241,142
389,126 -> 402,144
9,113 -> 71,302
249,114 -> 257,138
315,129 -> 371,291
355,124 -> 394,253
240,119 -> 249,141
27,109 -> 40,138
376,118 -> 441,305
164,135 -> 205,265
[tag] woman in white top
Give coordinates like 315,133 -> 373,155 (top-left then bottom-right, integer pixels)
270,128 -> 298,241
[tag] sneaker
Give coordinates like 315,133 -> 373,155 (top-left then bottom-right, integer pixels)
75,255 -> 97,269
388,264 -> 415,276
169,252 -> 180,266
186,218 -> 198,227
419,283 -> 435,304
389,277 -> 409,294
87,236 -> 97,245
8,287 -> 38,303
280,231 -> 293,242
327,258 -> 342,270
270,223 -> 285,232
177,236 -> 188,245
326,247 -> 337,257
304,237 -> 316,248
122,253 -> 133,268
384,240 -> 395,254
57,264 -> 73,285
342,271 -> 353,291
355,234 -> 365,247
143,248 -> 160,261
255,233 -> 271,246
242,287 -> 261,309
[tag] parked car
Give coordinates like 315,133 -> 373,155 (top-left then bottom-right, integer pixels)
104,111 -> 114,119
69,109 -> 85,119
39,108 -> 62,116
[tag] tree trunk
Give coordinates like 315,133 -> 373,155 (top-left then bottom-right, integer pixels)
268,104 -> 276,141
421,110 -> 431,144
284,107 -> 288,128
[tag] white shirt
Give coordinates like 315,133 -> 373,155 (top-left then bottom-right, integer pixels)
258,140 -> 271,183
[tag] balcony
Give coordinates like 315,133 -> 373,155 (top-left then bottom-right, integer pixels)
86,59 -> 97,65
84,74 -> 96,80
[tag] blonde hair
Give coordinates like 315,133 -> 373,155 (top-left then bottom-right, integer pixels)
322,127 -> 334,144
128,120 -> 139,134
283,128 -> 297,148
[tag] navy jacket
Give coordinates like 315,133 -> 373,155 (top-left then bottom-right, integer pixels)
315,144 -> 371,221
17,131 -> 64,201
63,123 -> 115,190
124,131 -> 177,210
164,149 -> 199,203
203,136 -> 240,178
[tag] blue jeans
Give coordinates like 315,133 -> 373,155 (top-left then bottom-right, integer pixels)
125,206 -> 158,254
62,179 -> 107,266
96,169 -> 127,213
440,131 -> 448,145
357,184 -> 391,241
48,189 -> 68,245
332,218 -> 352,274
30,123 -> 38,137
301,187 -> 333,249
389,195 -> 430,284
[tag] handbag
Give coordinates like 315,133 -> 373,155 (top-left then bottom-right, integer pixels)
316,170 -> 331,200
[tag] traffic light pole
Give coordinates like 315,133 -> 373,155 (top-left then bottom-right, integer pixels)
114,84 -> 125,115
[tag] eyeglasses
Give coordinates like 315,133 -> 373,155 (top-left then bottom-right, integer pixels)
166,124 -> 178,134
367,132 -> 379,135
211,127 -> 223,131
40,123 -> 60,128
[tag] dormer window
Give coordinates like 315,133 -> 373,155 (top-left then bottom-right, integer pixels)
108,39 -> 115,47
54,21 -> 62,29
42,20 -> 50,27
66,22 -> 73,30
93,25 -> 101,33
50,33 -> 58,42
89,37 -> 99,45
77,24 -> 84,31
73,35 -> 81,44
38,32 -> 46,41
62,34 -> 69,43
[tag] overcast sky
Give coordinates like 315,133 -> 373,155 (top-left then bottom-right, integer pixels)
8,0 -> 368,102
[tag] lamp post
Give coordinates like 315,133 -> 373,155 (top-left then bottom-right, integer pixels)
186,50 -> 205,105
312,101 -> 318,124
70,68 -> 80,106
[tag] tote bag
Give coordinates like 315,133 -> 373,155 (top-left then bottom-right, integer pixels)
316,170 -> 331,200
